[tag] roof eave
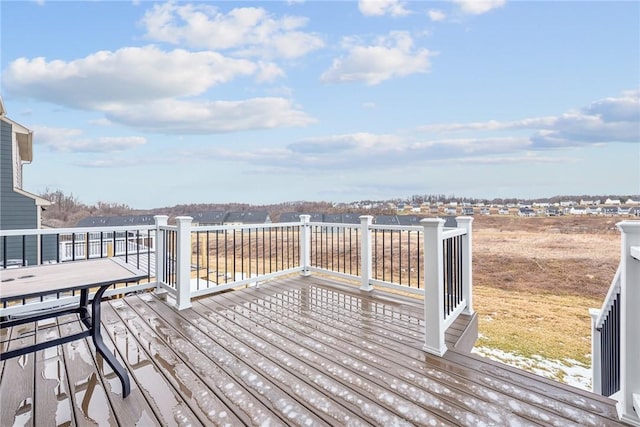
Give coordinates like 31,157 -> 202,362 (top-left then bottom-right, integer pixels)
13,188 -> 52,206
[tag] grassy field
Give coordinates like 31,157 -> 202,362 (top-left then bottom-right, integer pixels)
471,215 -> 622,383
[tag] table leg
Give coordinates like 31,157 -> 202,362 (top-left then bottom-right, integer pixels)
79,289 -> 90,330
90,285 -> 131,397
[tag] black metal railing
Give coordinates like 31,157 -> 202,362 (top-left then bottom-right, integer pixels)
1,226 -> 156,311
1,228 -> 154,272
443,234 -> 463,318
310,224 -> 360,276
372,227 -> 423,289
599,292 -> 621,397
162,228 -> 178,288
191,225 -> 300,291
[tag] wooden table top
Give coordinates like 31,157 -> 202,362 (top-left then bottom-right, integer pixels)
0,258 -> 149,301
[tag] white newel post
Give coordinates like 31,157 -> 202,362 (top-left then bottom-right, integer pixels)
422,218 -> 446,356
175,216 -> 193,310
360,215 -> 373,291
300,215 -> 311,276
589,308 -> 603,395
456,216 -> 474,315
617,221 -> 640,424
154,215 -> 168,293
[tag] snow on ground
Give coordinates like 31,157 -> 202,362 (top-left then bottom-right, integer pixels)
472,346 -> 592,391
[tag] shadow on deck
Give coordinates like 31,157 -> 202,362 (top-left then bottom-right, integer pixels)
0,276 -> 625,426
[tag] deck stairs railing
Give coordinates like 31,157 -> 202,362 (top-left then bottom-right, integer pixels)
590,220 -> 640,426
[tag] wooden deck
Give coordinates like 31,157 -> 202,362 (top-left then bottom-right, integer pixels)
0,276 -> 627,426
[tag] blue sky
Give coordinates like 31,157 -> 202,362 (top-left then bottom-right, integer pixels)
2,0 -> 639,209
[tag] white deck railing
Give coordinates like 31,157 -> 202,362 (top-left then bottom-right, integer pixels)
153,214 -> 473,356
2,214 -> 474,357
0,224 -> 157,317
590,220 -> 640,426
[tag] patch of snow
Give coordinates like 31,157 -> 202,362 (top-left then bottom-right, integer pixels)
472,346 -> 592,391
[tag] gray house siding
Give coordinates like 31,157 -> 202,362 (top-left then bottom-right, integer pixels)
0,120 -> 39,265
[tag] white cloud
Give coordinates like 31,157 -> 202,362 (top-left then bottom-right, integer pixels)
288,132 -> 404,154
33,126 -> 146,152
358,0 -> 410,17
453,0 -> 506,15
321,31 -> 431,85
140,3 -> 324,59
204,89 -> 639,172
104,97 -> 316,134
74,158 -> 143,168
3,43 -> 319,134
417,117 -> 556,133
427,9 -> 447,22
255,61 -> 286,82
88,118 -> 113,126
3,46 -> 257,109
418,90 -> 640,147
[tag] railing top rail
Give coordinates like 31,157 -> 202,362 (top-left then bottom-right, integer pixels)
0,225 -> 156,237
595,266 -> 622,329
442,228 -> 468,239
369,224 -> 422,232
191,222 -> 302,232
308,221 -> 360,229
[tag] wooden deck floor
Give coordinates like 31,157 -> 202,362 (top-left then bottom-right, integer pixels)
0,276 -> 626,426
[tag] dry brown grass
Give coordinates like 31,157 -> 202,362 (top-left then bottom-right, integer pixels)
472,215 -> 622,365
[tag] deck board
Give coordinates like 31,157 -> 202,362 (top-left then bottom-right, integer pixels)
1,321 -> 36,427
110,296 -> 288,426
34,319 -> 74,427
0,276 -> 627,426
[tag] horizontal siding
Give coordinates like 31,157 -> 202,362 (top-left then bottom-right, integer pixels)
1,119 -> 39,264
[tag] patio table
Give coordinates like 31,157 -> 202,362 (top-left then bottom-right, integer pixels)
0,258 -> 148,397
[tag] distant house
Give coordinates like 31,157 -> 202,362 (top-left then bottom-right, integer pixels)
444,206 -> 457,215
625,198 -> 639,205
498,207 -> 510,215
546,206 -> 561,216
374,215 -> 400,226
189,211 -> 226,226
630,207 -> 640,217
396,215 -> 421,226
443,216 -> 458,228
480,207 -> 490,215
586,206 -> 601,215
277,212 -> 324,223
605,198 -> 621,205
602,206 -> 620,216
461,207 -> 474,216
223,211 -> 271,225
569,206 -> 587,215
518,207 -> 536,217
1,97 -> 52,265
76,214 -> 156,227
322,213 -> 361,224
